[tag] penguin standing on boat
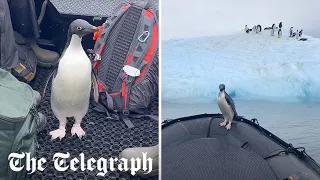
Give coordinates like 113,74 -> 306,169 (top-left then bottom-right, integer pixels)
217,84 -> 238,130
278,28 -> 282,38
289,27 -> 293,37
49,19 -> 99,140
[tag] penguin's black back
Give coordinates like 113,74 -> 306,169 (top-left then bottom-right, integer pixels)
224,92 -> 237,116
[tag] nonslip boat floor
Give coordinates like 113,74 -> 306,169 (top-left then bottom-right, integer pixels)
27,67 -> 159,180
49,0 -> 159,17
162,116 -> 320,180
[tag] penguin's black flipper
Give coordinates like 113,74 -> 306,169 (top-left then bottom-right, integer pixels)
41,67 -> 57,101
91,70 -> 99,103
225,92 -> 238,116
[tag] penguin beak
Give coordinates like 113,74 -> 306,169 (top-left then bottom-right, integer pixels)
90,26 -> 99,32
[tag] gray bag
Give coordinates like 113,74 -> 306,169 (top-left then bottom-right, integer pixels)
0,68 -> 38,180
92,1 -> 158,128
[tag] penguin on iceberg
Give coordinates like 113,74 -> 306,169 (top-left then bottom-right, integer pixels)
245,25 -> 249,33
271,24 -> 275,36
49,19 -> 100,140
252,25 -> 257,33
278,28 -> 282,38
217,84 -> 239,130
257,24 -> 261,33
299,29 -> 303,37
289,27 -> 293,37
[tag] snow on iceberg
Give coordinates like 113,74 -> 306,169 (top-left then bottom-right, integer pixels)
162,29 -> 320,102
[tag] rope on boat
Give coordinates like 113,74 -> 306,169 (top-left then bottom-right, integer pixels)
37,0 -> 49,25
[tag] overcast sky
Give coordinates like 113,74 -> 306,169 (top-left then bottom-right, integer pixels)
161,0 -> 320,40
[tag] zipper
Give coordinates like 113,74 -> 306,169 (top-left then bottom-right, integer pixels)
10,105 -> 37,151
29,105 -> 37,119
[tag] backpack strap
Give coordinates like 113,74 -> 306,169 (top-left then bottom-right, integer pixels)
120,7 -> 158,117
92,3 -> 132,67
90,3 -> 134,125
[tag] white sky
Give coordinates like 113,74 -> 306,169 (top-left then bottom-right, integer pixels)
161,0 -> 320,40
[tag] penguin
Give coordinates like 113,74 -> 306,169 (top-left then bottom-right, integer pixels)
257,24 -> 261,33
296,30 -> 299,39
279,22 -> 282,29
271,24 -> 275,36
299,29 -> 303,37
252,25 -> 255,33
49,19 -> 99,140
245,25 -> 249,33
289,27 -> 293,37
217,84 -> 238,130
278,28 -> 282,38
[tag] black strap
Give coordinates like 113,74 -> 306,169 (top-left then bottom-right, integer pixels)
121,114 -> 158,129
119,114 -> 135,129
93,101 -> 110,117
264,146 -> 306,160
129,114 -> 158,121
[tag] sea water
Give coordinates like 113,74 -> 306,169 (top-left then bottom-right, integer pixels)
161,31 -> 320,163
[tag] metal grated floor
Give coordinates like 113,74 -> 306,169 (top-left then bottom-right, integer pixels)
27,67 -> 159,180
49,0 -> 159,17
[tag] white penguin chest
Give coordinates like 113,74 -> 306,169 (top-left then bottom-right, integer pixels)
52,35 -> 92,99
217,92 -> 234,118
57,35 -> 92,80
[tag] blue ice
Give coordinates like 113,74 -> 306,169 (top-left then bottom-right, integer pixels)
162,30 -> 320,103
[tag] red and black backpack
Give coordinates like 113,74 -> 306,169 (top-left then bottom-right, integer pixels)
90,0 -> 158,128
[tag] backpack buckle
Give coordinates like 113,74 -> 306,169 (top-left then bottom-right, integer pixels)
94,54 -> 101,61
123,65 -> 140,77
138,31 -> 150,43
123,109 -> 130,116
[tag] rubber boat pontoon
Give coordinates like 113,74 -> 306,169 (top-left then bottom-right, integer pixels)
162,114 -> 320,180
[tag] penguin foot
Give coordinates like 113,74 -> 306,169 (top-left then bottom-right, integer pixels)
50,129 -> 66,140
226,122 -> 232,130
220,120 -> 227,127
71,125 -> 85,139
